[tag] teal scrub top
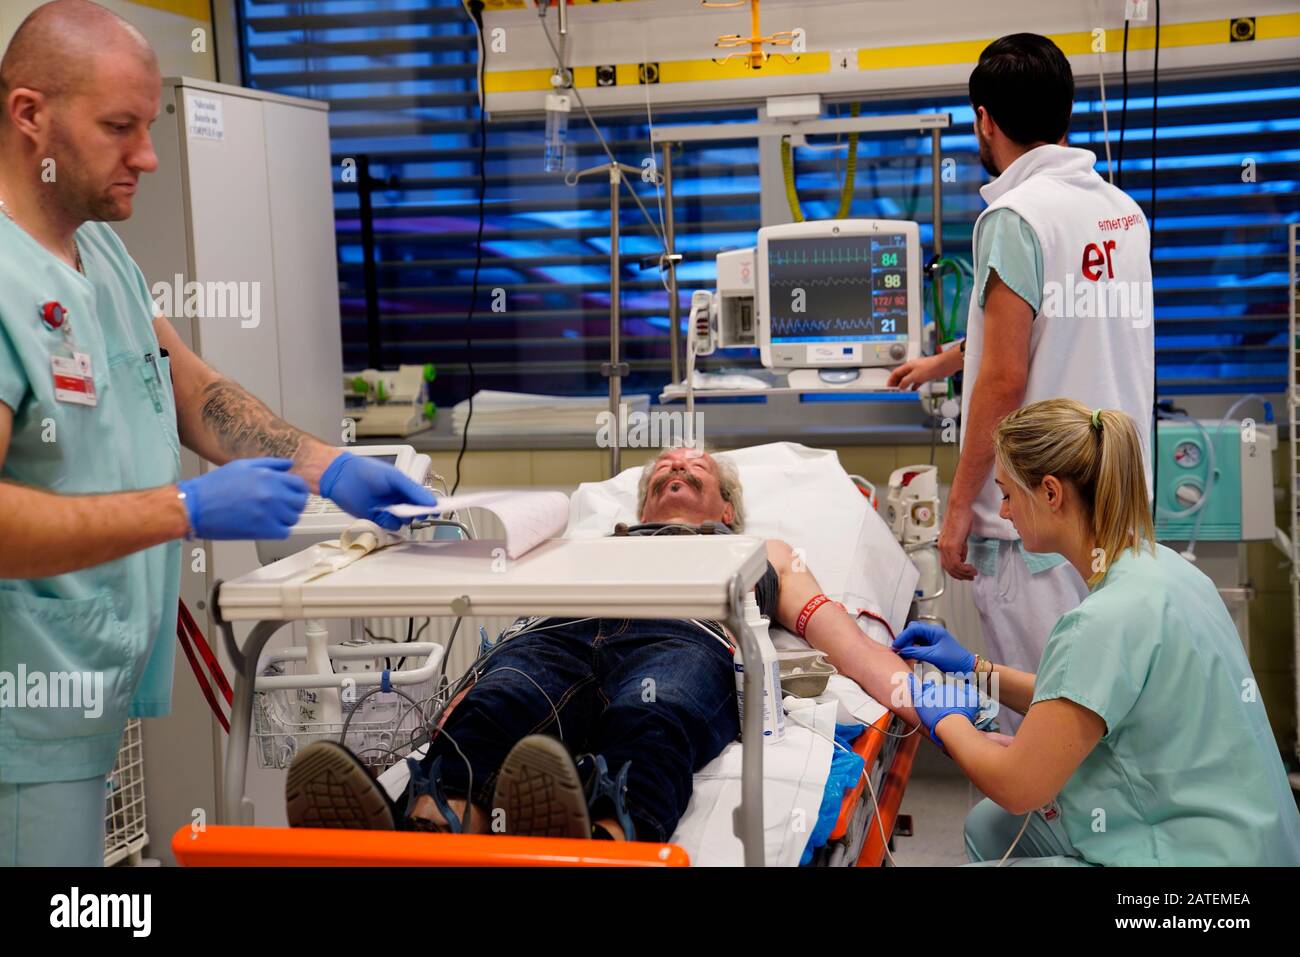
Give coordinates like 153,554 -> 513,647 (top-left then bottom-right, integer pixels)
1032,543 -> 1300,866
968,210 -> 1067,574
0,217 -> 181,783
975,207 -> 1044,314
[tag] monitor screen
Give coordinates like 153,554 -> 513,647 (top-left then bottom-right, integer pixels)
766,234 -> 909,344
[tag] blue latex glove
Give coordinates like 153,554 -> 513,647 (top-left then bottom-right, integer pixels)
320,452 -> 438,531
907,672 -> 981,749
178,458 -> 309,540
892,621 -> 977,674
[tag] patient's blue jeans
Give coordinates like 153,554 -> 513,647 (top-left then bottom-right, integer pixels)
417,617 -> 740,841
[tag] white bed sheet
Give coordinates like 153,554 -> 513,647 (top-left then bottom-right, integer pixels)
672,698 -> 838,867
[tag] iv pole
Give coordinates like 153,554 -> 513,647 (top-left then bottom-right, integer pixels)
568,161 -> 643,478
544,0 -> 672,478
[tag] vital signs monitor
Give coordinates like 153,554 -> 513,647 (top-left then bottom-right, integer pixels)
757,219 -> 922,388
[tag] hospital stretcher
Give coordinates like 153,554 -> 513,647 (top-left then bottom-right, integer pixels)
174,534 -> 919,867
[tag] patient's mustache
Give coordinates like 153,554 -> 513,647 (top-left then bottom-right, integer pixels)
653,468 -> 703,497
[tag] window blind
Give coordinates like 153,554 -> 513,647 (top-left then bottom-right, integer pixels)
238,0 -> 1300,406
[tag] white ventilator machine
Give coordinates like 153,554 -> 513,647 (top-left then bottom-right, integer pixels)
678,219 -> 922,402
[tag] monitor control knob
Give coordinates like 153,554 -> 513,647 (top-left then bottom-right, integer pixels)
889,344 -> 906,360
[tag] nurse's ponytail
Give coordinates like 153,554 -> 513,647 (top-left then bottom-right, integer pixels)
993,398 -> 1155,587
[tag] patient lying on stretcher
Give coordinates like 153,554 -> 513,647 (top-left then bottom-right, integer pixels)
286,447 -> 921,842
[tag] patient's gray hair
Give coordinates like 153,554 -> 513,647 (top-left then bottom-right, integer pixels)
635,447 -> 746,533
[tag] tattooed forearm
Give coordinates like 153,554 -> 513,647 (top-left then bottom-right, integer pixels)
198,378 -> 306,462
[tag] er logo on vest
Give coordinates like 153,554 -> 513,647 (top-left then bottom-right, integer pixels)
1081,241 -> 1117,281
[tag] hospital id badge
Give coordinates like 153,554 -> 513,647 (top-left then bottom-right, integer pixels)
51,352 -> 97,406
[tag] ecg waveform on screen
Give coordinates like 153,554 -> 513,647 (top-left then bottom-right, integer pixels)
770,317 -> 878,336
769,275 -> 873,288
768,246 -> 873,266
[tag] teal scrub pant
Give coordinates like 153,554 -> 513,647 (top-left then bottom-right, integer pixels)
0,777 -> 106,867
963,798 -> 1096,867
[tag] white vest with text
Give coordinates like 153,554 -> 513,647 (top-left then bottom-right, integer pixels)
960,144 -> 1155,539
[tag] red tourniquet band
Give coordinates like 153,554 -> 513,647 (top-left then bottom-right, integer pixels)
795,594 -> 833,638
795,593 -> 898,643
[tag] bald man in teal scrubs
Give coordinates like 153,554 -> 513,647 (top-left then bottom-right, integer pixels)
0,1 -> 436,865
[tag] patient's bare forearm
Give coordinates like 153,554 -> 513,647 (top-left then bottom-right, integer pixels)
764,541 -> 919,727
802,607 -> 920,728
191,378 -> 337,491
0,482 -> 189,578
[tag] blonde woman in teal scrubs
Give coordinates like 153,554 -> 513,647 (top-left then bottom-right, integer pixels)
895,398 -> 1300,865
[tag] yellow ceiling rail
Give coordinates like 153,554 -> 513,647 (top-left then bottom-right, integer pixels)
484,12 -> 1300,95
125,0 -> 212,21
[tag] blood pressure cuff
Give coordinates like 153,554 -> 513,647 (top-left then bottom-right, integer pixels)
753,561 -> 779,621
696,560 -> 779,646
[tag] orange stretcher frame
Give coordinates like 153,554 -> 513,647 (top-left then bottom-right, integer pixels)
173,827 -> 691,867
823,709 -> 921,867
174,711 -> 917,867
856,717 -> 921,866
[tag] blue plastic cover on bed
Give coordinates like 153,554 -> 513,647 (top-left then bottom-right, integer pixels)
800,723 -> 867,865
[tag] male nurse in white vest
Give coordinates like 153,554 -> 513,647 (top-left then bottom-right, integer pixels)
0,0 -> 436,865
894,34 -> 1155,732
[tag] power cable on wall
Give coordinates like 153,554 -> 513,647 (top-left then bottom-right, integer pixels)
454,1 -> 489,494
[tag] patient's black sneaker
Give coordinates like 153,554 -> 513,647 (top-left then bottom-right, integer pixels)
286,740 -> 399,830
491,735 -> 591,839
